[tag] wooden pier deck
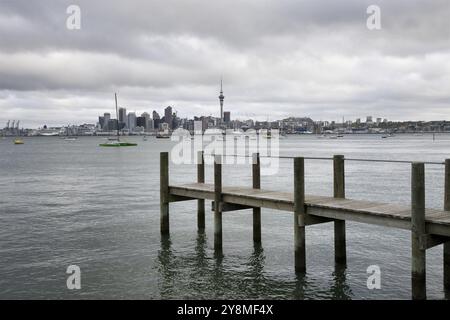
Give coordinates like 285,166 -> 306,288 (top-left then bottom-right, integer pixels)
160,152 -> 450,299
169,182 -> 450,237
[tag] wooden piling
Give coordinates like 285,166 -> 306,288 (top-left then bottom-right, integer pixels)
253,153 -> 261,244
160,152 -> 169,235
333,155 -> 346,265
197,151 -> 205,231
411,162 -> 426,300
294,157 -> 306,272
214,155 -> 223,252
444,159 -> 450,292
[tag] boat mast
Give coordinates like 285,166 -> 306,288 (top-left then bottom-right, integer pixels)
115,93 -> 120,141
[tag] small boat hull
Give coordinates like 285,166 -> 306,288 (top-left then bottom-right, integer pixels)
99,142 -> 137,147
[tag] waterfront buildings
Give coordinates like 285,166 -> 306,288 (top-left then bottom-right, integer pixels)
164,106 -> 173,130
127,112 -> 136,132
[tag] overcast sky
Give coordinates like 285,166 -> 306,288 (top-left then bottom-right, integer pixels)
0,0 -> 449,128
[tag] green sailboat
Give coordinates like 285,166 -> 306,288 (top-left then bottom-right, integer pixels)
99,93 -> 137,147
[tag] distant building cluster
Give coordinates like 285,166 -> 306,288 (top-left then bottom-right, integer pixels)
3,82 -> 450,136
5,115 -> 450,137
97,105 -> 178,135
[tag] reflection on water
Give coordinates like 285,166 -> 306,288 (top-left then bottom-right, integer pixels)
2,135 -> 450,299
330,264 -> 352,300
157,235 -> 176,298
156,232 -> 355,299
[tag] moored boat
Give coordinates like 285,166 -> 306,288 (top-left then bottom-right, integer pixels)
99,93 -> 137,147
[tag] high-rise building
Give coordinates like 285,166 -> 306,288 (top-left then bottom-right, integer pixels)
224,111 -> 231,123
153,111 -> 160,130
141,112 -> 150,120
127,112 -> 136,132
103,113 -> 111,131
98,116 -> 105,129
108,119 -> 118,131
118,107 -> 127,128
147,118 -> 154,131
366,116 -> 373,123
136,116 -> 146,129
219,79 -> 224,121
164,106 -> 173,129
141,112 -> 150,123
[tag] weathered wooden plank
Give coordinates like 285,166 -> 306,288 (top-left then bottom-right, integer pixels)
419,234 -> 450,250
197,151 -> 205,231
294,157 -> 306,272
333,154 -> 346,265
168,183 -> 450,236
214,155 -> 223,252
358,203 -> 410,216
211,201 -> 254,212
308,206 -> 412,230
180,183 -> 215,191
160,152 -> 169,235
253,153 -> 262,244
169,186 -> 215,200
168,194 -> 196,202
432,215 -> 450,224
305,215 -> 334,226
247,191 -> 293,201
411,162 -> 426,300
426,210 -> 450,220
222,194 -> 294,212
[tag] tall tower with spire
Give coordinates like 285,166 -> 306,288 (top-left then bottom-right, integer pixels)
219,78 -> 225,122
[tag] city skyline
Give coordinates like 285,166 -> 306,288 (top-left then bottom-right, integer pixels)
1,1 -> 450,128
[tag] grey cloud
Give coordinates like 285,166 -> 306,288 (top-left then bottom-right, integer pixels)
0,0 -> 449,127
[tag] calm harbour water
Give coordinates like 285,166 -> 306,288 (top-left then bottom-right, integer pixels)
1,134 -> 449,299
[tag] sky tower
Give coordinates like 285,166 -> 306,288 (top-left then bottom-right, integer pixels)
218,78 -> 224,121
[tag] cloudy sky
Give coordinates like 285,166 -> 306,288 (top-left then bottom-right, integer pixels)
0,0 -> 449,128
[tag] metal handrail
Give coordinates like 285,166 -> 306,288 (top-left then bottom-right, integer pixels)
205,153 -> 445,165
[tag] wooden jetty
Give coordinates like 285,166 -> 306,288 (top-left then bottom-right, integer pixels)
160,151 -> 450,299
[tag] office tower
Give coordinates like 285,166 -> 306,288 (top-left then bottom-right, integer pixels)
136,116 -> 146,129
219,79 -> 224,121
141,112 -> 150,120
164,106 -> 173,129
366,116 -> 373,123
147,118 -> 154,131
153,111 -> 160,130
98,116 -> 105,129
127,112 -> 136,132
141,112 -> 150,126
118,107 -> 127,128
103,113 -> 111,130
224,111 -> 231,123
108,119 -> 117,131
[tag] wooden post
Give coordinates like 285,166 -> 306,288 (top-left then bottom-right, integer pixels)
444,159 -> 450,292
411,162 -> 426,300
214,155 -> 223,252
333,155 -> 346,265
294,157 -> 306,272
160,152 -> 169,235
253,153 -> 261,244
197,151 -> 205,232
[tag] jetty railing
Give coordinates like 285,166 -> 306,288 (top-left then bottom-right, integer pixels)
160,151 -> 450,300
